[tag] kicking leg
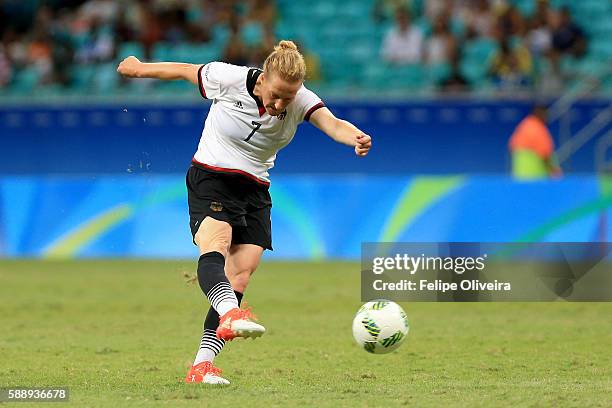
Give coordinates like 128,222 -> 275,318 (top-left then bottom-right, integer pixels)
193,217 -> 264,338
192,245 -> 264,361
193,217 -> 264,340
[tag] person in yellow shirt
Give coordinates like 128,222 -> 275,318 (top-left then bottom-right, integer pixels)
490,38 -> 533,88
509,105 -> 562,179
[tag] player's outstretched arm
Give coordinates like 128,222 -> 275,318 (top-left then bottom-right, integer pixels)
309,107 -> 372,157
117,56 -> 200,85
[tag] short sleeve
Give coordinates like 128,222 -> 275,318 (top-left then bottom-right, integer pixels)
294,85 -> 325,122
197,62 -> 244,100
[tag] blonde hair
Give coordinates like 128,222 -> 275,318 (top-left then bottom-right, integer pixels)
263,40 -> 306,83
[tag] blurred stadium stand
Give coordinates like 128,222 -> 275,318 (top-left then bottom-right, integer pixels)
0,0 -> 610,175
0,0 -> 610,98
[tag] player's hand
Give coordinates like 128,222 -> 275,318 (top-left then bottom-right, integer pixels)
117,56 -> 142,78
355,132 -> 372,157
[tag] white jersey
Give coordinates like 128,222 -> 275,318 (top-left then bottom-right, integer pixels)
192,62 -> 325,185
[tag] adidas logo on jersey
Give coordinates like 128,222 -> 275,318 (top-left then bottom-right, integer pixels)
234,101 -> 244,109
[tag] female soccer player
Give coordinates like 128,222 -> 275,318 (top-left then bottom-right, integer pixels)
117,40 -> 372,384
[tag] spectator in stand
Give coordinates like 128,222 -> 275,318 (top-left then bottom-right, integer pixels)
75,18 -> 115,64
509,105 -> 562,179
3,30 -> 28,73
372,0 -> 412,24
465,0 -> 494,38
27,27 -> 53,84
424,0 -> 450,21
138,2 -> 163,58
0,40 -> 12,86
526,0 -> 561,91
248,24 -> 276,67
532,0 -> 555,26
223,15 -> 249,66
159,5 -> 189,43
79,0 -> 118,26
48,9 -> 75,86
381,7 -> 423,64
552,6 -> 587,58
439,51 -> 469,92
297,40 -> 322,82
490,37 -> 532,89
526,13 -> 552,57
496,4 -> 526,38
245,0 -> 276,26
425,14 -> 457,65
182,3 -> 212,43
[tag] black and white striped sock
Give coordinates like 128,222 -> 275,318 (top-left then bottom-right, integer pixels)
194,329 -> 224,364
197,251 -> 239,316
207,281 -> 237,315
194,291 -> 243,365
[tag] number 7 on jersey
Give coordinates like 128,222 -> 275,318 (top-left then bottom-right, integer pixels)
245,121 -> 262,142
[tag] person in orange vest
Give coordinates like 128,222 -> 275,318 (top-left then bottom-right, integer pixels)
509,105 -> 562,179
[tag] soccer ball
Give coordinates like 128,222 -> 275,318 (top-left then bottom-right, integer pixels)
352,300 -> 409,354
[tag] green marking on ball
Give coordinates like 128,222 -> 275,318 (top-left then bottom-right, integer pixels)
363,342 -> 376,353
371,300 -> 389,310
362,317 -> 381,337
380,330 -> 404,347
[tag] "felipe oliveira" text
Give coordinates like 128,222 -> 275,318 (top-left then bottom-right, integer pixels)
373,279 -> 511,292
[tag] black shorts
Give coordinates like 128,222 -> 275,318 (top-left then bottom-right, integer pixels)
186,164 -> 273,250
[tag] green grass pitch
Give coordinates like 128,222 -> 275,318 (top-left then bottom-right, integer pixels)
1,260 -> 611,407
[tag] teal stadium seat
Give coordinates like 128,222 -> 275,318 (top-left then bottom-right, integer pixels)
450,17 -> 466,37
429,63 -> 452,84
532,56 -> 550,78
336,1 -> 372,21
152,43 -> 221,65
513,0 -> 535,17
588,17 -> 612,38
69,65 -> 96,91
362,63 -> 388,89
460,38 -> 498,86
241,22 -> 263,47
602,76 -> 612,92
577,57 -> 609,77
92,63 -> 119,93
590,39 -> 612,59
277,20 -> 320,50
152,42 -> 173,62
463,38 -> 498,62
323,62 -> 356,87
416,17 -> 432,37
154,76 -> 193,95
310,2 -> 336,23
347,41 -> 378,62
319,24 -> 353,48
211,25 -> 230,49
10,67 -> 40,93
36,83 -> 63,97
385,64 -> 426,90
117,42 -> 144,61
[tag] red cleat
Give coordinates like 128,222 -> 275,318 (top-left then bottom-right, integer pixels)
185,361 -> 229,384
216,307 -> 266,341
